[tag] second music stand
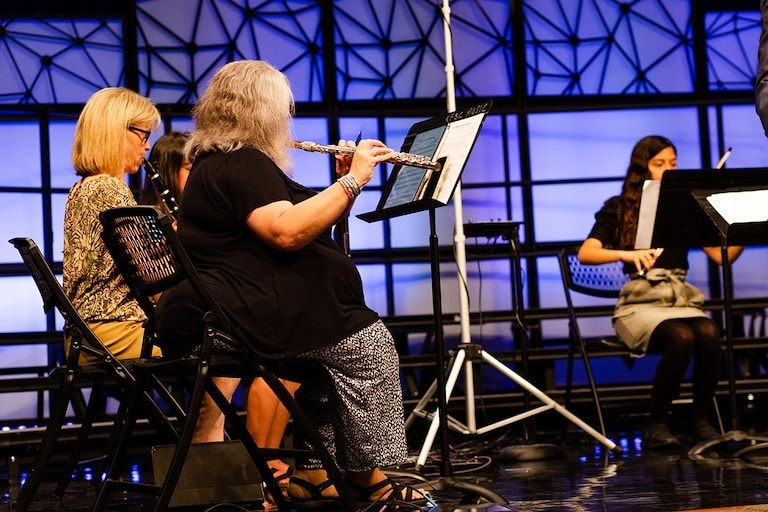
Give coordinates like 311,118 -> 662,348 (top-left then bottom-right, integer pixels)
649,169 -> 768,455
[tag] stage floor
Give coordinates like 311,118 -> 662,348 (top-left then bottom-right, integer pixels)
6,424 -> 768,512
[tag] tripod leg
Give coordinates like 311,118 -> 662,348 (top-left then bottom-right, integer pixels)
481,350 -> 620,453
405,371 -> 442,429
415,348 -> 468,470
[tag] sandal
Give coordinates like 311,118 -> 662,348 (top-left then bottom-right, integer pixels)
345,477 -> 429,507
270,465 -> 294,490
262,467 -> 293,503
287,476 -> 342,507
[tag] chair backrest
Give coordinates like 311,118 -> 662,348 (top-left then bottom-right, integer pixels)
9,237 -> 115,362
98,206 -> 235,343
559,246 -> 629,301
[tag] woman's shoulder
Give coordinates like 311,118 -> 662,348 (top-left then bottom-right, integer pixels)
233,147 -> 275,166
222,149 -> 285,182
200,148 -> 277,171
69,174 -> 130,197
81,173 -> 129,189
69,174 -> 135,210
597,195 -> 621,213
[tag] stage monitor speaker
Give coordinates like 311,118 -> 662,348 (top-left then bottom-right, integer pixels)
151,440 -> 264,508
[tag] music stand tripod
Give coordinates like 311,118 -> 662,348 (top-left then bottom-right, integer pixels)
405,221 -> 620,469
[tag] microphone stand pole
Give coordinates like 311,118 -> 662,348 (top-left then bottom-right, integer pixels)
438,0 -> 533,451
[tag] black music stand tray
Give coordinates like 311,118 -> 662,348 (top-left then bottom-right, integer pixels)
649,169 -> 768,456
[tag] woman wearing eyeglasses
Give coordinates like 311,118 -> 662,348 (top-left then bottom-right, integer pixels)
63,86 -> 163,362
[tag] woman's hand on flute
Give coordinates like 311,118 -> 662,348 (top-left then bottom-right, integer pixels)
335,139 -> 393,186
334,139 -> 356,178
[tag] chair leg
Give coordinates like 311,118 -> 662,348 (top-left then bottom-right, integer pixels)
55,373 -> 180,500
256,366 -> 357,512
92,373 -> 152,512
7,449 -> 20,509
13,371 -> 75,512
562,338 -> 577,442
565,328 -> 607,439
713,396 -> 725,435
53,379 -> 108,497
152,364 -> 210,512
205,365 -> 356,511
205,379 -> 285,507
577,338 -> 607,438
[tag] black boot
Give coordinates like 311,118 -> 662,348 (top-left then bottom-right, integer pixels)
642,423 -> 680,449
690,420 -> 720,443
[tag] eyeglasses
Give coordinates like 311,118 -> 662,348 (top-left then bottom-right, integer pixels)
127,126 -> 152,144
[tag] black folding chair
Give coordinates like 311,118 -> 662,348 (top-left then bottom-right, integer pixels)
8,237 -> 178,512
96,205 -> 356,512
558,245 -> 631,438
558,245 -> 723,438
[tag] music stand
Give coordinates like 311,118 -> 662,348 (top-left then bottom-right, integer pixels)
359,103 -> 512,504
649,169 -> 768,455
360,104 -> 617,482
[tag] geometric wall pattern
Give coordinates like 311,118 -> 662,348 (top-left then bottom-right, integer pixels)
705,10 -> 761,91
524,0 -> 696,94
0,1 -> 759,106
0,18 -> 124,104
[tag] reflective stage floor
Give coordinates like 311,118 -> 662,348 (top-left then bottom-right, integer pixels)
6,424 -> 768,512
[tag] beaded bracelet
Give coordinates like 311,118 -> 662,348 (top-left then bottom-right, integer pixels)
338,174 -> 361,199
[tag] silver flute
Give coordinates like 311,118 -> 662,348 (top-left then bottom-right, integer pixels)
292,140 -> 442,171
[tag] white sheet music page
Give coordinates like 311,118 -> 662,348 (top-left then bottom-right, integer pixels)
432,111 -> 487,204
705,189 -> 768,224
635,179 -> 660,249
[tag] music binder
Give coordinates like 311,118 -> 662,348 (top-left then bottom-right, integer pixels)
650,168 -> 768,249
357,100 -> 492,223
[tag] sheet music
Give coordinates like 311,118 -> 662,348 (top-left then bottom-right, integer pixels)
383,168 -> 428,208
432,111 -> 487,203
357,101 -> 491,223
705,189 -> 768,224
635,179 -> 660,249
382,125 -> 445,209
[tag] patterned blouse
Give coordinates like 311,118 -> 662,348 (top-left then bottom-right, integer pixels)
63,174 -> 146,323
